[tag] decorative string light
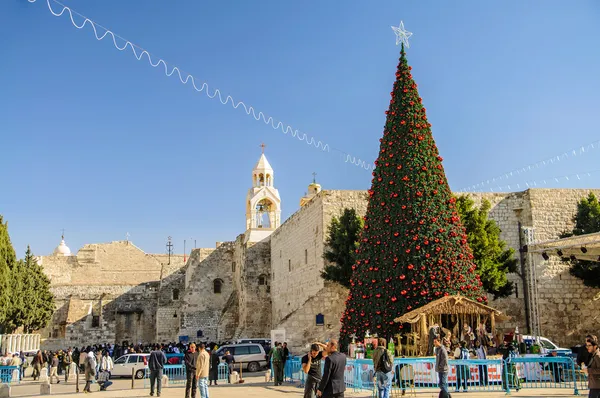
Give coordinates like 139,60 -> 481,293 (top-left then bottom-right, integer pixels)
467,169 -> 600,193
27,0 -> 339,154
460,139 -> 600,192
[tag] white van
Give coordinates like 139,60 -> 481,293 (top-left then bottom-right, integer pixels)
215,343 -> 267,372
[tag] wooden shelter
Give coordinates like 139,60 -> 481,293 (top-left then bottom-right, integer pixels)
393,295 -> 510,356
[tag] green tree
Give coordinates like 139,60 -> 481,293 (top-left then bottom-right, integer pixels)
322,208 -> 364,288
20,246 -> 55,332
340,45 -> 485,342
0,216 -> 13,332
562,192 -> 600,288
455,195 -> 518,299
0,215 -> 18,333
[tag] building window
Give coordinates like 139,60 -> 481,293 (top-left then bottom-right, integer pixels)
305,249 -> 308,264
172,289 -> 180,300
232,262 -> 236,272
316,313 -> 325,326
259,274 -> 268,285
288,259 -> 291,272
92,315 -> 100,328
515,284 -> 519,298
213,279 -> 223,294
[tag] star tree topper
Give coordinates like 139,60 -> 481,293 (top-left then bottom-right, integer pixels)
391,21 -> 412,48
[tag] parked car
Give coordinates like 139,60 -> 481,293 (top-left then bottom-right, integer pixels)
215,343 -> 267,372
111,353 -> 149,379
522,335 -> 571,355
234,338 -> 272,352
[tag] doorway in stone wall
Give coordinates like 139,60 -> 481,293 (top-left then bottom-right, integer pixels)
115,311 -> 143,344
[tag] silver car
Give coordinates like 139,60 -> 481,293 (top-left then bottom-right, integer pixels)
216,343 -> 267,373
111,353 -> 149,379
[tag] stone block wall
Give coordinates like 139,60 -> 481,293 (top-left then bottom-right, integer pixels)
271,195 -> 324,325
42,283 -> 159,350
528,189 -> 600,346
179,243 -> 236,341
235,238 -> 271,337
38,241 -> 188,349
277,282 -> 349,353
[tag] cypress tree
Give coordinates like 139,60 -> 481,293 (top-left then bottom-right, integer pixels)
0,216 -> 17,333
22,245 -> 55,332
339,45 -> 485,342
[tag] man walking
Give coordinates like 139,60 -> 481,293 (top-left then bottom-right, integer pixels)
63,348 -> 73,383
148,345 -> 167,397
269,342 -> 284,386
196,343 -> 211,398
184,343 -> 199,398
301,342 -> 327,398
372,338 -> 394,398
586,339 -> 600,398
434,337 -> 449,398
317,339 -> 346,398
282,342 -> 290,374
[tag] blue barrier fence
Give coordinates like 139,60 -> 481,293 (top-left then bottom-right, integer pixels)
143,363 -> 230,387
0,366 -> 18,385
281,355 -> 588,395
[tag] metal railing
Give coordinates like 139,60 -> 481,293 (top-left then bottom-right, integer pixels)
0,366 -> 18,385
281,355 -> 586,395
143,363 -> 230,387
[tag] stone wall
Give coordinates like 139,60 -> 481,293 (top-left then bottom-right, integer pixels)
528,189 -> 600,346
271,195 -> 324,325
179,235 -> 272,342
179,243 -> 236,341
234,238 -> 271,337
38,241 -> 187,349
42,283 -> 160,350
277,282 -> 349,353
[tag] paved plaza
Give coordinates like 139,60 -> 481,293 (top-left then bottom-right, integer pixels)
4,375 -> 582,398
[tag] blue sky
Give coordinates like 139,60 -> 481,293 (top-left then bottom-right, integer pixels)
1,0 -> 599,257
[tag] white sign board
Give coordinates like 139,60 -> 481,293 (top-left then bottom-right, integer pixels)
271,329 -> 286,344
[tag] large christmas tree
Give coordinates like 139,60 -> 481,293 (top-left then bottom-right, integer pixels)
340,45 -> 486,342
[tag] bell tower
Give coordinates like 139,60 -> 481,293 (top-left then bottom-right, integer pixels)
245,144 -> 281,243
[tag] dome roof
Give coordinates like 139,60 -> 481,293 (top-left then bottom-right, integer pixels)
53,237 -> 72,256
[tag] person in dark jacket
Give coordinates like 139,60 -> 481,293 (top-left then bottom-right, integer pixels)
209,347 -> 220,386
578,335 -> 598,367
148,345 -> 167,397
184,343 -> 199,398
317,339 -> 346,398
434,337 -> 449,398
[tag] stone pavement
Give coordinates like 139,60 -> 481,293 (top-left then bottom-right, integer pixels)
4,376 -> 582,397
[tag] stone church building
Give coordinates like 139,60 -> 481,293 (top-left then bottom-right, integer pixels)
37,152 -> 600,351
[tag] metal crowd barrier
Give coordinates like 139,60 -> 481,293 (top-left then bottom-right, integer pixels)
143,363 -> 229,388
342,356 -> 584,395
0,366 -> 18,385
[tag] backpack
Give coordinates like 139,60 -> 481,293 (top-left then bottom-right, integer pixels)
379,349 -> 393,373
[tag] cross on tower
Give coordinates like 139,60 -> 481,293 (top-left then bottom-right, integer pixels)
312,172 -> 317,183
61,228 -> 65,239
126,232 -> 130,241
260,143 -> 266,154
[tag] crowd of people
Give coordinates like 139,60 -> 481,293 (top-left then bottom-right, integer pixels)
3,334 -> 599,398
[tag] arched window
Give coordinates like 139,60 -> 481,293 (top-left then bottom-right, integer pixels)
172,288 -> 180,300
258,274 -> 268,286
213,279 -> 223,294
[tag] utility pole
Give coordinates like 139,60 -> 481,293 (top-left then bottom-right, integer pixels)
166,236 -> 173,266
